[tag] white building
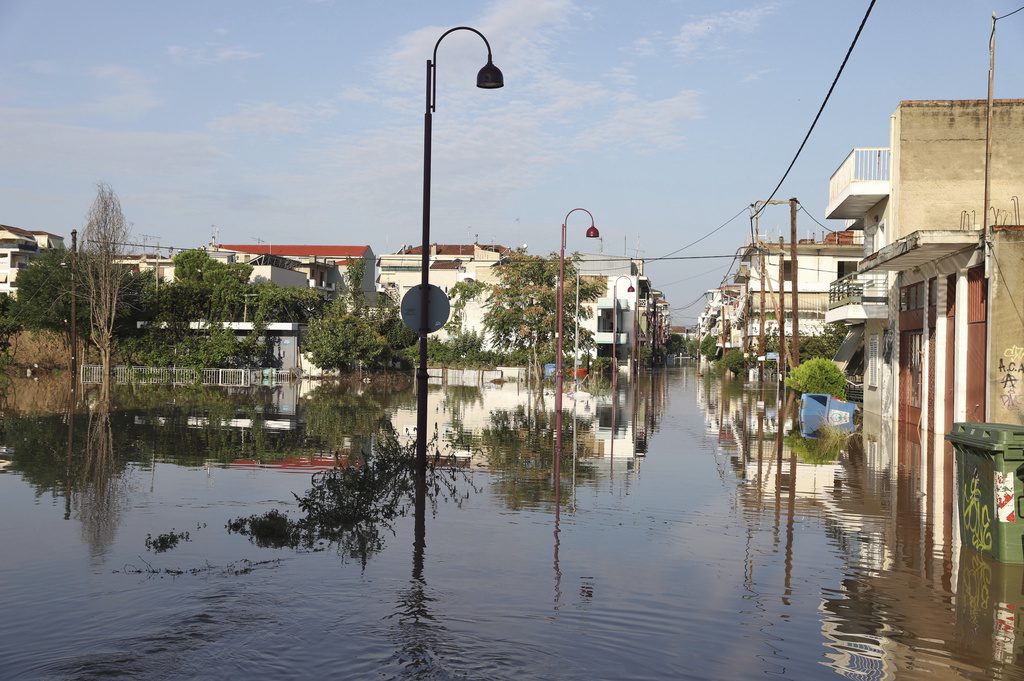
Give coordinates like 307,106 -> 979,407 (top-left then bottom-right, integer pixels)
0,225 -> 65,296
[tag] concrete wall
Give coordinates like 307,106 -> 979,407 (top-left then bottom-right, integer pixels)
250,265 -> 307,288
892,100 -> 1024,241
988,227 -> 1024,425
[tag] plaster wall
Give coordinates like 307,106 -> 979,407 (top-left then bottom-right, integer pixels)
891,100 -> 1024,241
988,228 -> 1024,425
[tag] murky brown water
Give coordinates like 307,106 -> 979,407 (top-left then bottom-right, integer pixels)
0,367 -> 1019,680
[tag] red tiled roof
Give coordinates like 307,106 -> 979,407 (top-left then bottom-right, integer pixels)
218,244 -> 369,258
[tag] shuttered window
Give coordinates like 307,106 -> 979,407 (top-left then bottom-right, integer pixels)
868,334 -> 879,388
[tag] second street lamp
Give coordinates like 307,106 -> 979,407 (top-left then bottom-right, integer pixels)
417,27 -> 503,478
554,208 -> 600,475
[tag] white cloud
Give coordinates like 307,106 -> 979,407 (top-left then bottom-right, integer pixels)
87,65 -> 162,117
167,44 -> 261,66
208,102 -> 337,135
671,5 -> 777,58
573,89 -> 702,152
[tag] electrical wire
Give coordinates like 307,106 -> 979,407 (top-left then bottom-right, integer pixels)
652,207 -> 750,260
754,0 -> 877,218
797,203 -> 838,233
997,4 -> 1024,20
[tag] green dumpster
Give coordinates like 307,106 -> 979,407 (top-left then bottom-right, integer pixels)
947,422 -> 1024,564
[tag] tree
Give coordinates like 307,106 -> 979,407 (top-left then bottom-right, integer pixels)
305,300 -> 390,371
344,257 -> 367,311
0,293 -> 20,360
80,184 -> 132,399
8,250 -> 89,360
483,251 -> 603,382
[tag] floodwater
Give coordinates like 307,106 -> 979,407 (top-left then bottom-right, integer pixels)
0,366 -> 1017,680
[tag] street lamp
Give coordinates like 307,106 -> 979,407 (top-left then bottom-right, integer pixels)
416,27 -> 503,477
554,208 -> 600,468
610,274 -> 635,397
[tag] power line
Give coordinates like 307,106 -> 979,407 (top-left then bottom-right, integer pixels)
797,203 -> 837,233
754,0 -> 877,218
997,4 -> 1024,20
653,207 -> 750,260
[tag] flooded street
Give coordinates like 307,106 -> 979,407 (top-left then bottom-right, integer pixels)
0,366 -> 1018,680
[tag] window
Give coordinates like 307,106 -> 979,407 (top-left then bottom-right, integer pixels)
899,282 -> 924,311
868,334 -> 879,387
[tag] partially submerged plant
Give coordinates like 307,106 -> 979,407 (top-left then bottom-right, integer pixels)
785,425 -> 850,465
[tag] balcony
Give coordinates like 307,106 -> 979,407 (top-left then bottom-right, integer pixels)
826,148 -> 890,220
825,272 -> 888,323
595,331 -> 629,346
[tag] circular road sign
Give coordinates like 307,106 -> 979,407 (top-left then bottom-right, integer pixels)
400,284 -> 451,334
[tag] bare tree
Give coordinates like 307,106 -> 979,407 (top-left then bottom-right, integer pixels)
80,183 -> 131,400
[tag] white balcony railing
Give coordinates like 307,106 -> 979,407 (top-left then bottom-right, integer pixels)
828,148 -> 890,207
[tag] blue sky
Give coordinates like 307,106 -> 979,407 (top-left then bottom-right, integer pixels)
2,1 -> 1023,318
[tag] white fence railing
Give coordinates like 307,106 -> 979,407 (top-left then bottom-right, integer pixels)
828,148 -> 890,205
81,365 -> 256,387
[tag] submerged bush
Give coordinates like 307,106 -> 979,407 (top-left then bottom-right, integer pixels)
785,357 -> 846,399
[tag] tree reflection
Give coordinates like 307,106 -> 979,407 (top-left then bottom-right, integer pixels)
77,402 -> 126,558
227,425 -> 474,567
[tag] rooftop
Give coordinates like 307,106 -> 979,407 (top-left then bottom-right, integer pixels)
218,244 -> 369,258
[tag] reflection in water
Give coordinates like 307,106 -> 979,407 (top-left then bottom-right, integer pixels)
6,368 -> 1024,678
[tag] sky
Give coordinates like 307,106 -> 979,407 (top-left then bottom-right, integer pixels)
2,0 -> 1023,321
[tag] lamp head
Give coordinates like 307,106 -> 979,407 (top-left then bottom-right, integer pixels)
628,284 -> 635,293
585,225 -> 600,239
476,58 -> 504,89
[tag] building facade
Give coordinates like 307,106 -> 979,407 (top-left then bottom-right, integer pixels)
0,225 -> 65,296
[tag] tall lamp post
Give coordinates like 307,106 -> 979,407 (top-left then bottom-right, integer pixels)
554,208 -> 600,467
417,27 -> 503,477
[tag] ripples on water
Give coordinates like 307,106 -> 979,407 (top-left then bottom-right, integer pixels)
0,370 -> 1022,679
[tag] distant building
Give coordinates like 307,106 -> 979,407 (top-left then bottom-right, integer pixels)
0,224 -> 65,296
377,243 -> 509,303
215,244 -> 376,300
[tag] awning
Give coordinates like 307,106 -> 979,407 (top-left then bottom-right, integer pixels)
833,326 -> 864,372
858,230 -> 980,273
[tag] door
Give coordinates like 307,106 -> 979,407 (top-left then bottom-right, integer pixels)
944,274 -> 956,432
899,330 -> 923,428
966,266 -> 987,421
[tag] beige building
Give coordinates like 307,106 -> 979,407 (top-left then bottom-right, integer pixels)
0,225 -> 65,296
825,99 -> 1024,448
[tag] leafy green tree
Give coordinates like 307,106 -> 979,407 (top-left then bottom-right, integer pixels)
699,334 -> 718,360
9,249 -> 88,351
344,257 -> 367,311
305,301 -> 390,371
0,293 -> 20,360
484,251 -> 603,381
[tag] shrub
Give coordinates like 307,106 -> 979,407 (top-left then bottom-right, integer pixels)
699,334 -> 718,360
785,357 -> 846,399
719,349 -> 745,376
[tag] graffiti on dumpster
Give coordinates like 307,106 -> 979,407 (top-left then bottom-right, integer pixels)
995,471 -> 1016,523
997,348 -> 1024,411
962,469 -> 994,552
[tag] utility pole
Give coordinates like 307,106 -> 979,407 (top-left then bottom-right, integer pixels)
753,200 -> 788,382
789,198 -> 799,367
69,229 -> 78,397
778,237 -> 786,384
983,11 -> 996,237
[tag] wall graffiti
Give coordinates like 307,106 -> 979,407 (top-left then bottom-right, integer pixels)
962,468 -> 994,553
997,346 -> 1024,411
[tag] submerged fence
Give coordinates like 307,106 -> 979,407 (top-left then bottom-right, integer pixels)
80,365 -> 286,387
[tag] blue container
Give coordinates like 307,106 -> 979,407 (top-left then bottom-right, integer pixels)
800,393 -> 856,438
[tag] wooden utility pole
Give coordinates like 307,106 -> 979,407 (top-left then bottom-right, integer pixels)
778,236 -> 786,383
789,198 -> 799,367
757,208 -> 765,383
70,229 -> 78,397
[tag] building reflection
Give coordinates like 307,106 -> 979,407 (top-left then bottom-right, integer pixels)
694,371 -> 1024,678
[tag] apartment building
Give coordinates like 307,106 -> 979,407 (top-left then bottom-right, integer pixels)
0,225 -> 65,296
216,244 -> 375,300
734,235 -> 862,351
824,99 -> 1024,441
